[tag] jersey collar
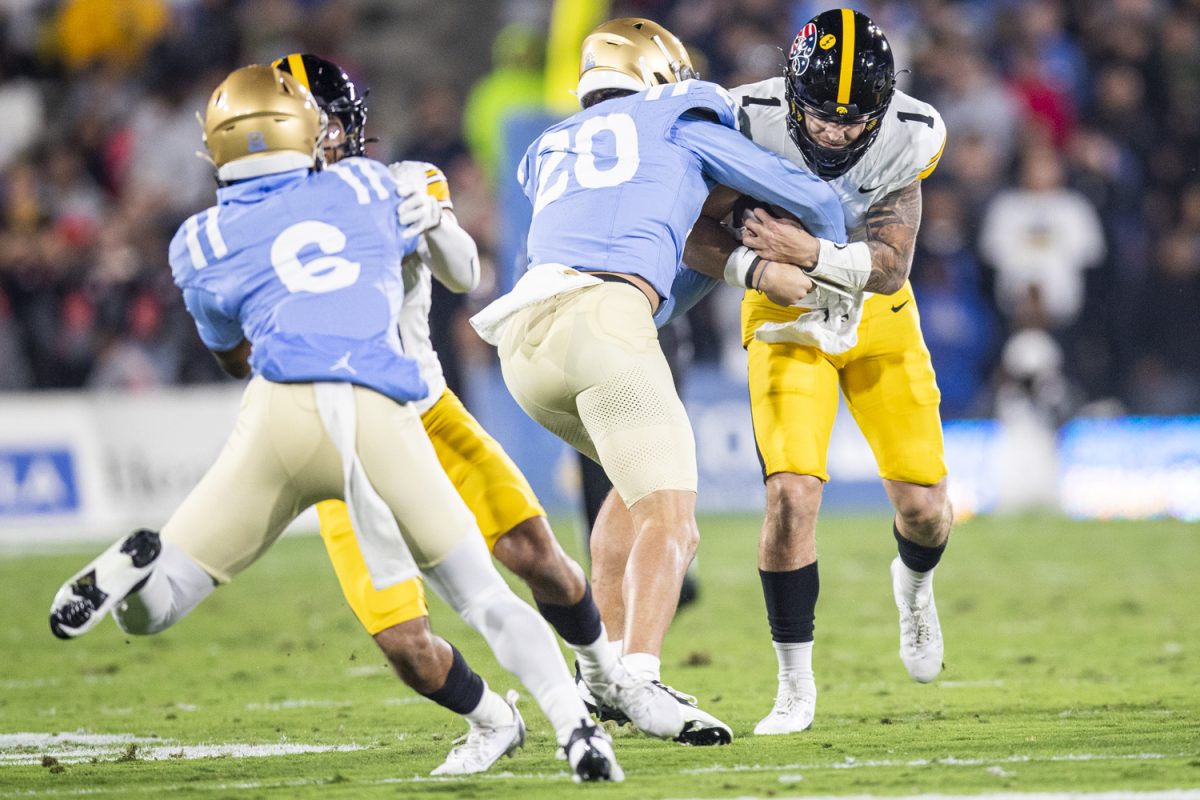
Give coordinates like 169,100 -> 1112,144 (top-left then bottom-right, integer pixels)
217,168 -> 311,205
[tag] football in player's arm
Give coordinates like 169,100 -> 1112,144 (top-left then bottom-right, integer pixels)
682,8 -> 952,737
471,17 -> 849,747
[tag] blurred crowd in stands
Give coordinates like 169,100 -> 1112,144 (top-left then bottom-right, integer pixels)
0,0 -> 1197,420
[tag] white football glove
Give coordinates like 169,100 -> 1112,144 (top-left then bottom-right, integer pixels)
397,191 -> 442,237
388,161 -> 442,237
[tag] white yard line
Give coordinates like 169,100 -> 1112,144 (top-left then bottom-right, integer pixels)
668,794 -> 1200,800
0,743 -> 1194,797
0,732 -> 367,767
679,752 -> 1181,775
243,699 -> 352,711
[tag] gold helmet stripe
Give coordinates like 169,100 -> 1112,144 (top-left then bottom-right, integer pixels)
287,53 -> 312,91
836,8 -> 856,105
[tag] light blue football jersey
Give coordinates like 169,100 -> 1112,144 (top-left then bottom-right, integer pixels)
168,158 -> 427,404
518,79 -> 847,302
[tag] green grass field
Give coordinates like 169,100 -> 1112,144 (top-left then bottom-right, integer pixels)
1,514 -> 1198,799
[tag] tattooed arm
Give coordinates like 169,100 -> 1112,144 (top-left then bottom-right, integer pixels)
741,179 -> 924,295
857,180 -> 922,294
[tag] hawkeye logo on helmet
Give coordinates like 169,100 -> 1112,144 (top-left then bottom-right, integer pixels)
789,23 -> 818,75
247,132 -> 268,153
820,34 -> 837,49
836,105 -> 848,114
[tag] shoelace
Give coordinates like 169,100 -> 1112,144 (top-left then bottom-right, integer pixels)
902,602 -> 937,647
770,684 -> 814,717
444,724 -> 502,767
653,681 -> 697,707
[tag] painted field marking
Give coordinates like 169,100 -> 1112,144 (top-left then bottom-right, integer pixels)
667,793 -> 1200,800
679,751 -> 1181,775
0,732 -> 367,766
243,698 -> 352,711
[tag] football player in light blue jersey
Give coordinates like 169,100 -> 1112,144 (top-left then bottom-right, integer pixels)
49,64 -> 623,783
471,18 -> 847,745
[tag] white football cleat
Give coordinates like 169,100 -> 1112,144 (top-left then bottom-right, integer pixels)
891,557 -> 944,683
563,720 -> 623,783
753,675 -> 816,735
431,690 -> 525,776
586,664 -> 685,740
656,682 -> 733,746
49,529 -> 162,640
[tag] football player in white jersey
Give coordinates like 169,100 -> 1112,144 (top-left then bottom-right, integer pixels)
270,54 -> 686,777
683,9 -> 952,734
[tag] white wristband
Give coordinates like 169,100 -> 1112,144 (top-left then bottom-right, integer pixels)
808,239 -> 872,292
723,245 -> 761,290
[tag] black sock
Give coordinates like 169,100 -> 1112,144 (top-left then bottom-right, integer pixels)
536,582 -> 603,646
421,645 -> 484,715
759,562 -> 819,643
894,522 -> 946,573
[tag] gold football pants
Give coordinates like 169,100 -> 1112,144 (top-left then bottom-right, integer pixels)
742,281 -> 946,485
317,388 -> 546,635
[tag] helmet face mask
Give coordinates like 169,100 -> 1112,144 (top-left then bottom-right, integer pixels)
577,18 -> 696,103
784,9 -> 895,180
272,53 -> 368,160
202,64 -> 327,183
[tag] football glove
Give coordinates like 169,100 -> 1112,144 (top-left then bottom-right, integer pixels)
389,161 -> 442,237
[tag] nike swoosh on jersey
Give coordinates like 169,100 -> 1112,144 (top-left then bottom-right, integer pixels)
859,184 -> 883,194
891,300 -> 909,313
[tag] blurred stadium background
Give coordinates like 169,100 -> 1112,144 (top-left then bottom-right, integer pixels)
1,0 -> 1199,544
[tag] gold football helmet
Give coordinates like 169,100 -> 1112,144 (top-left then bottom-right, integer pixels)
577,18 -> 696,100
203,64 -> 326,182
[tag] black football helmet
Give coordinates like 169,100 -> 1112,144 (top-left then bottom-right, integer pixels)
272,53 -> 368,158
784,9 -> 895,179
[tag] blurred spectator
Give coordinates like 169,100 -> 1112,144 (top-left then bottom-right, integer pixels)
927,43 -> 1021,169
911,185 -> 997,418
992,328 -> 1075,513
399,84 -> 476,399
463,23 -> 545,185
55,0 -> 169,72
978,145 -> 1106,330
0,0 -> 1194,421
1128,230 -> 1200,414
0,61 -> 43,172
0,288 -> 32,390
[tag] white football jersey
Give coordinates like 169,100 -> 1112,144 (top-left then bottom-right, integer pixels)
731,77 -> 946,230
395,161 -> 455,414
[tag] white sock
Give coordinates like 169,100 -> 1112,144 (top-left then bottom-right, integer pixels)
573,626 -> 619,687
895,561 -> 935,606
113,540 -> 214,635
423,537 -> 590,745
610,638 -> 623,655
774,641 -> 814,682
622,652 -> 661,682
545,684 -> 592,746
464,684 -> 514,728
